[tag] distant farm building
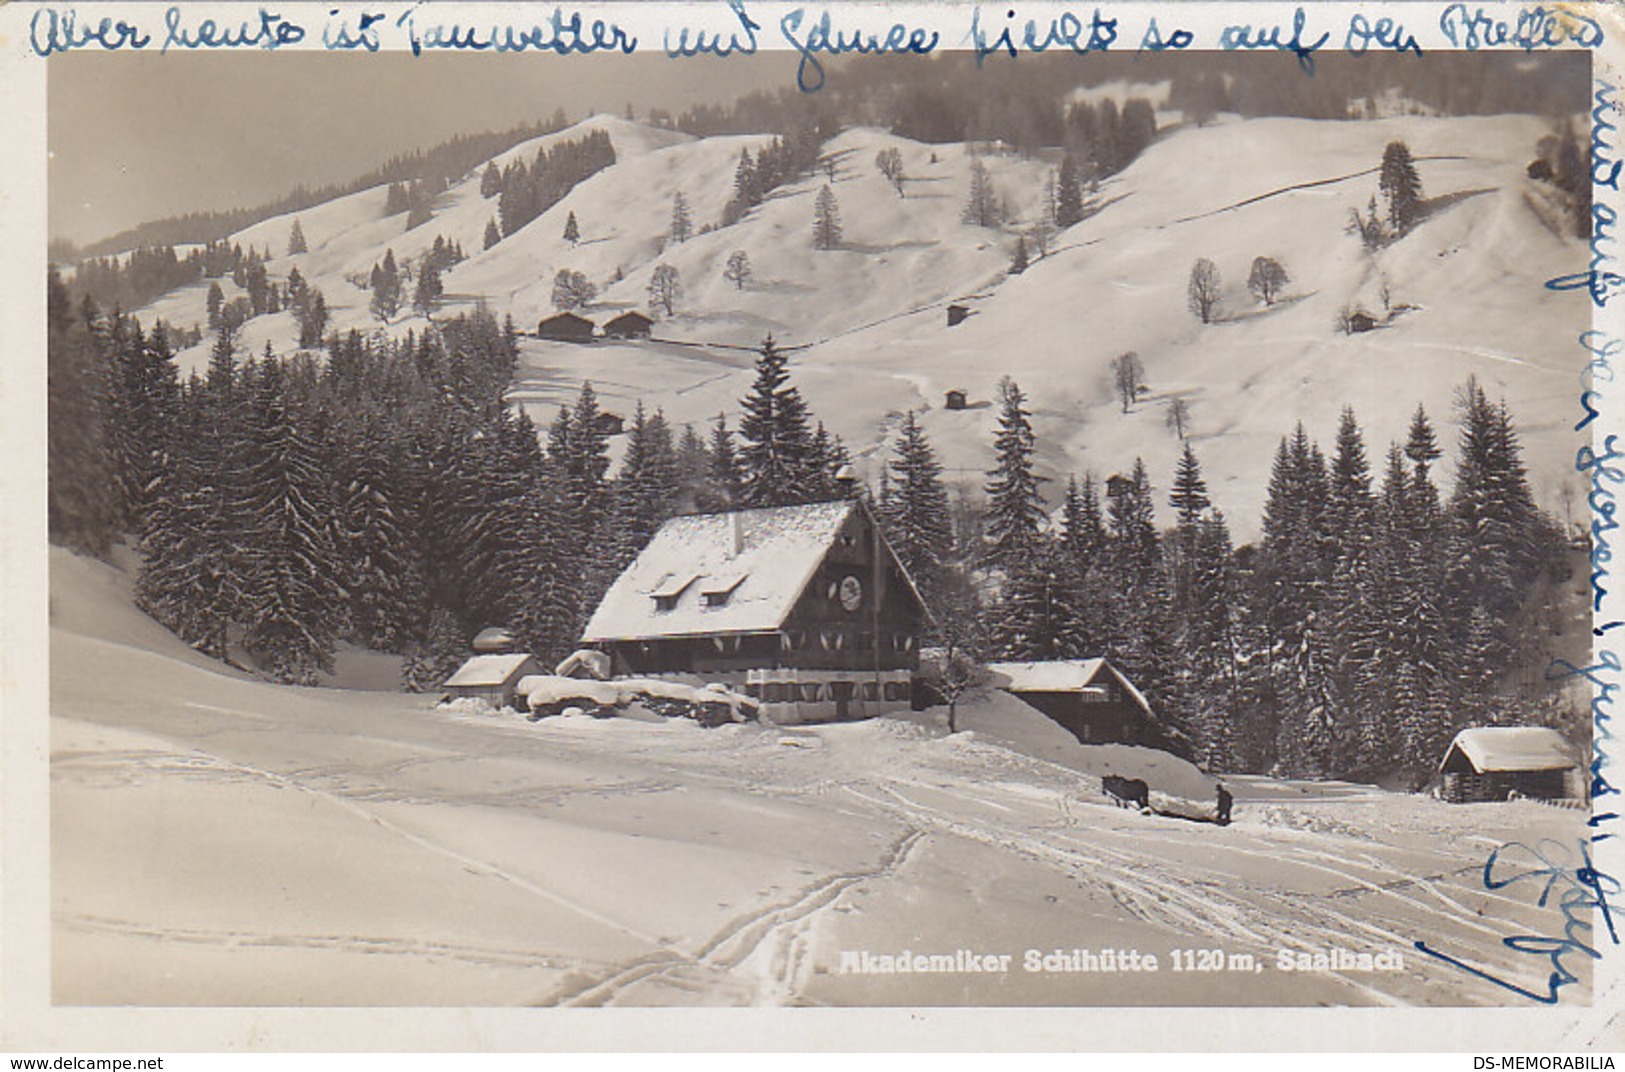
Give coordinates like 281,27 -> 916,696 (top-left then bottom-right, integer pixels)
537,311 -> 595,341
946,304 -> 970,327
987,659 -> 1188,756
443,653 -> 544,707
945,389 -> 968,411
580,498 -> 928,723
594,412 -> 626,436
1348,311 -> 1378,333
604,311 -> 654,339
1438,727 -> 1576,803
1105,474 -> 1135,500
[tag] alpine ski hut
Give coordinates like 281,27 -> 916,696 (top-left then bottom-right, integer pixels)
1438,727 -> 1576,803
986,659 -> 1187,756
580,499 -> 929,723
443,653 -> 545,708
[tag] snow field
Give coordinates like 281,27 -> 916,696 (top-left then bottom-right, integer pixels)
51,547 -> 1592,1007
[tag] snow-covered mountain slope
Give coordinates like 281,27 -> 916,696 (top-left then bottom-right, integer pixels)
143,112 -> 1586,538
49,546 -> 1592,1008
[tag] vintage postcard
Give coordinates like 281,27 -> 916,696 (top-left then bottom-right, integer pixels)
3,0 -> 1624,1053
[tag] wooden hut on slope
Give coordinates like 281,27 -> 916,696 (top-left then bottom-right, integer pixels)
1438,727 -> 1575,802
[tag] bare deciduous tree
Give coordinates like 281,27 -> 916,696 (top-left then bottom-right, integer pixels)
1111,351 -> 1146,413
1188,258 -> 1222,323
1166,397 -> 1191,439
1247,256 -> 1289,305
647,263 -> 682,317
875,147 -> 905,197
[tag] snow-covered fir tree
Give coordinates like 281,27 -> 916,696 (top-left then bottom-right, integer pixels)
737,337 -> 818,507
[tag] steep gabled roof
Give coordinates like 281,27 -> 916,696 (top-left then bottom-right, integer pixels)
583,499 -> 896,642
986,658 -> 1154,715
1440,727 -> 1575,774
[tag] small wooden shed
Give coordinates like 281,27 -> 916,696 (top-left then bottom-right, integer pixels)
444,653 -> 543,707
946,304 -> 970,327
538,311 -> 596,341
604,311 -> 654,339
945,389 -> 968,411
1348,311 -> 1378,333
594,412 -> 626,436
1438,727 -> 1575,803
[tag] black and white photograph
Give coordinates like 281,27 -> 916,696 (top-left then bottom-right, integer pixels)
11,0 -> 1624,1044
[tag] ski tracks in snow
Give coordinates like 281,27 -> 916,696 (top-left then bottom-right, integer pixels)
543,828 -> 926,1007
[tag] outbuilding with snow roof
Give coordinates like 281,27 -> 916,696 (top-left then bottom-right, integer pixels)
443,653 -> 545,708
580,498 -> 929,723
986,659 -> 1188,758
1438,726 -> 1576,803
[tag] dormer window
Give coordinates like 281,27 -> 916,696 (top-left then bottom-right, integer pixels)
650,573 -> 698,612
701,573 -> 747,608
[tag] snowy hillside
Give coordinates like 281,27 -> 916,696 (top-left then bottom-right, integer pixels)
139,112 -> 1586,537
50,547 -> 1593,1007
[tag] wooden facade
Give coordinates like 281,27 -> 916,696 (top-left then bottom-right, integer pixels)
604,311 -> 654,339
583,500 -> 929,724
538,312 -> 596,341
1438,727 -> 1574,803
987,660 -> 1187,758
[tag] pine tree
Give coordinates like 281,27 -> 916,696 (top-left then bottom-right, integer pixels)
984,376 -> 1046,568
1257,425 -> 1334,777
737,336 -> 817,507
813,185 -> 842,250
669,191 -> 692,245
1379,140 -> 1423,235
708,412 -> 743,509
106,318 -> 182,533
887,411 -> 953,591
287,218 -> 308,256
369,249 -> 401,321
413,260 -> 444,316
484,218 -> 501,251
237,357 -> 345,683
480,162 -> 502,199
46,271 -> 119,555
1168,442 -> 1210,614
335,424 -> 419,651
1104,458 -> 1174,709
1009,236 -> 1029,275
1056,154 -> 1084,228
962,158 -> 1001,227
206,281 -> 224,333
614,401 -> 680,561
563,211 -> 580,246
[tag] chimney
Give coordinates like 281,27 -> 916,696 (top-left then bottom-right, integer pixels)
730,511 -> 744,556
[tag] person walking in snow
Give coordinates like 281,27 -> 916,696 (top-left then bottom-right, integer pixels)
1216,783 -> 1233,826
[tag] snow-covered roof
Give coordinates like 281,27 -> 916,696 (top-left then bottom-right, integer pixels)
1440,727 -> 1575,774
987,659 -> 1154,714
472,626 -> 515,652
444,653 -> 536,688
582,500 -> 858,642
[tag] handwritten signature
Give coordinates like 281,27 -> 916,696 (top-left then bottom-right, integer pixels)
1416,839 -> 1619,1003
